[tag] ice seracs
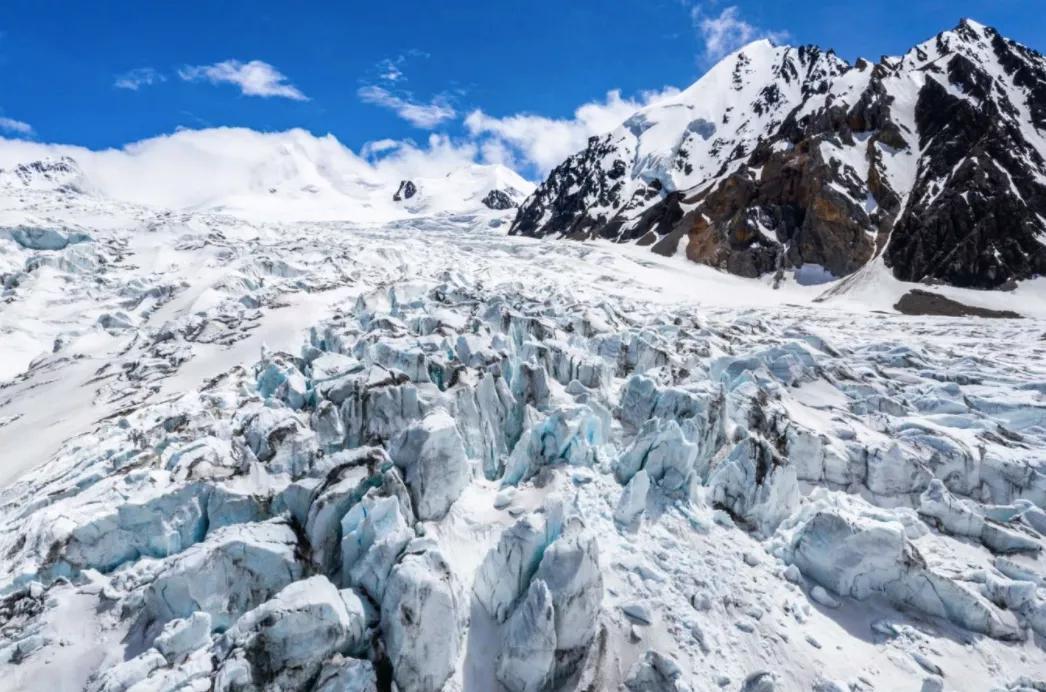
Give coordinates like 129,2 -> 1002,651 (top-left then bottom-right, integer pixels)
389,410 -> 471,521
614,468 -> 650,526
139,519 -> 304,633
786,502 -> 1021,640
496,578 -> 557,692
381,541 -> 465,692
339,490 -> 414,601
474,506 -> 564,623
153,611 -> 211,664
919,479 -> 1041,555
533,520 -> 603,656
210,576 -> 371,689
2,251 -> 1044,688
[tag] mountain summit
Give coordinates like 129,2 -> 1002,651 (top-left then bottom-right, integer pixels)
510,19 -> 1046,289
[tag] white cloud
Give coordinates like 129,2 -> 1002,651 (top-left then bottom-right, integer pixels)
380,64 -> 404,83
360,138 -> 401,158
363,133 -> 480,180
0,116 -> 32,136
693,5 -> 789,64
178,60 -> 307,100
464,87 -> 678,173
376,58 -> 405,83
478,138 -> 517,169
357,85 -> 457,129
114,67 -> 165,91
373,49 -> 430,84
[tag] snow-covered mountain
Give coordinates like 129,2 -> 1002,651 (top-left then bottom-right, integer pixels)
511,19 -> 1046,290
0,128 -> 533,222
0,155 -> 91,194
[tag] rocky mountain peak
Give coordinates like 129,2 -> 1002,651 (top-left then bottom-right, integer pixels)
481,189 -> 518,210
510,19 -> 1046,290
392,179 -> 417,202
0,155 -> 87,193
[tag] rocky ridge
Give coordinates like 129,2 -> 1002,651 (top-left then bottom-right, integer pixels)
510,20 -> 1046,290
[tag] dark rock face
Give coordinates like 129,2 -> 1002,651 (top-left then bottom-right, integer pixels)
393,180 -> 417,202
675,134 -> 878,279
894,290 -> 1022,318
885,33 -> 1046,288
481,189 -> 517,210
510,136 -> 626,240
510,20 -> 1046,290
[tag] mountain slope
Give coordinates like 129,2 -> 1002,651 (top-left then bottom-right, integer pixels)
510,19 -> 1046,289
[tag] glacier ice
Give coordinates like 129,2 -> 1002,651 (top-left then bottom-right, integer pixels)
381,542 -> 464,692
339,491 -> 413,601
496,578 -> 557,692
502,404 -> 610,486
624,650 -> 692,692
787,505 -> 1020,639
919,479 -> 1041,555
533,519 -> 603,654
140,519 -> 303,632
474,506 -> 563,623
616,418 -> 699,492
388,409 -> 470,520
312,655 -> 378,692
709,437 -> 799,534
211,576 -> 370,689
154,611 -> 211,664
615,468 -> 651,525
1,197 -> 1045,691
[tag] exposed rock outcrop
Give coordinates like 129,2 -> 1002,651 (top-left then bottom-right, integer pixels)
482,188 -> 519,210
393,179 -> 417,201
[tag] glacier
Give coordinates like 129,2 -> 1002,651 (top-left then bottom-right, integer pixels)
0,90 -> 1045,692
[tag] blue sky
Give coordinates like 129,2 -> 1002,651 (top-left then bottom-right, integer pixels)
1,1 -> 1044,177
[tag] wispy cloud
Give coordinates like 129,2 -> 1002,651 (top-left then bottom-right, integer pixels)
692,5 -> 789,64
114,67 -> 165,91
0,116 -> 33,136
372,49 -> 430,85
357,85 -> 457,129
178,59 -> 307,100
356,51 -> 456,129
464,87 -> 678,173
360,138 -> 402,158
376,58 -> 405,84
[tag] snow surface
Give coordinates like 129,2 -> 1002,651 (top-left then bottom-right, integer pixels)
0,130 -> 1044,692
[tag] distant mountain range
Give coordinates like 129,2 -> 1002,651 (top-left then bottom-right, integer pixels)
0,128 -> 533,223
